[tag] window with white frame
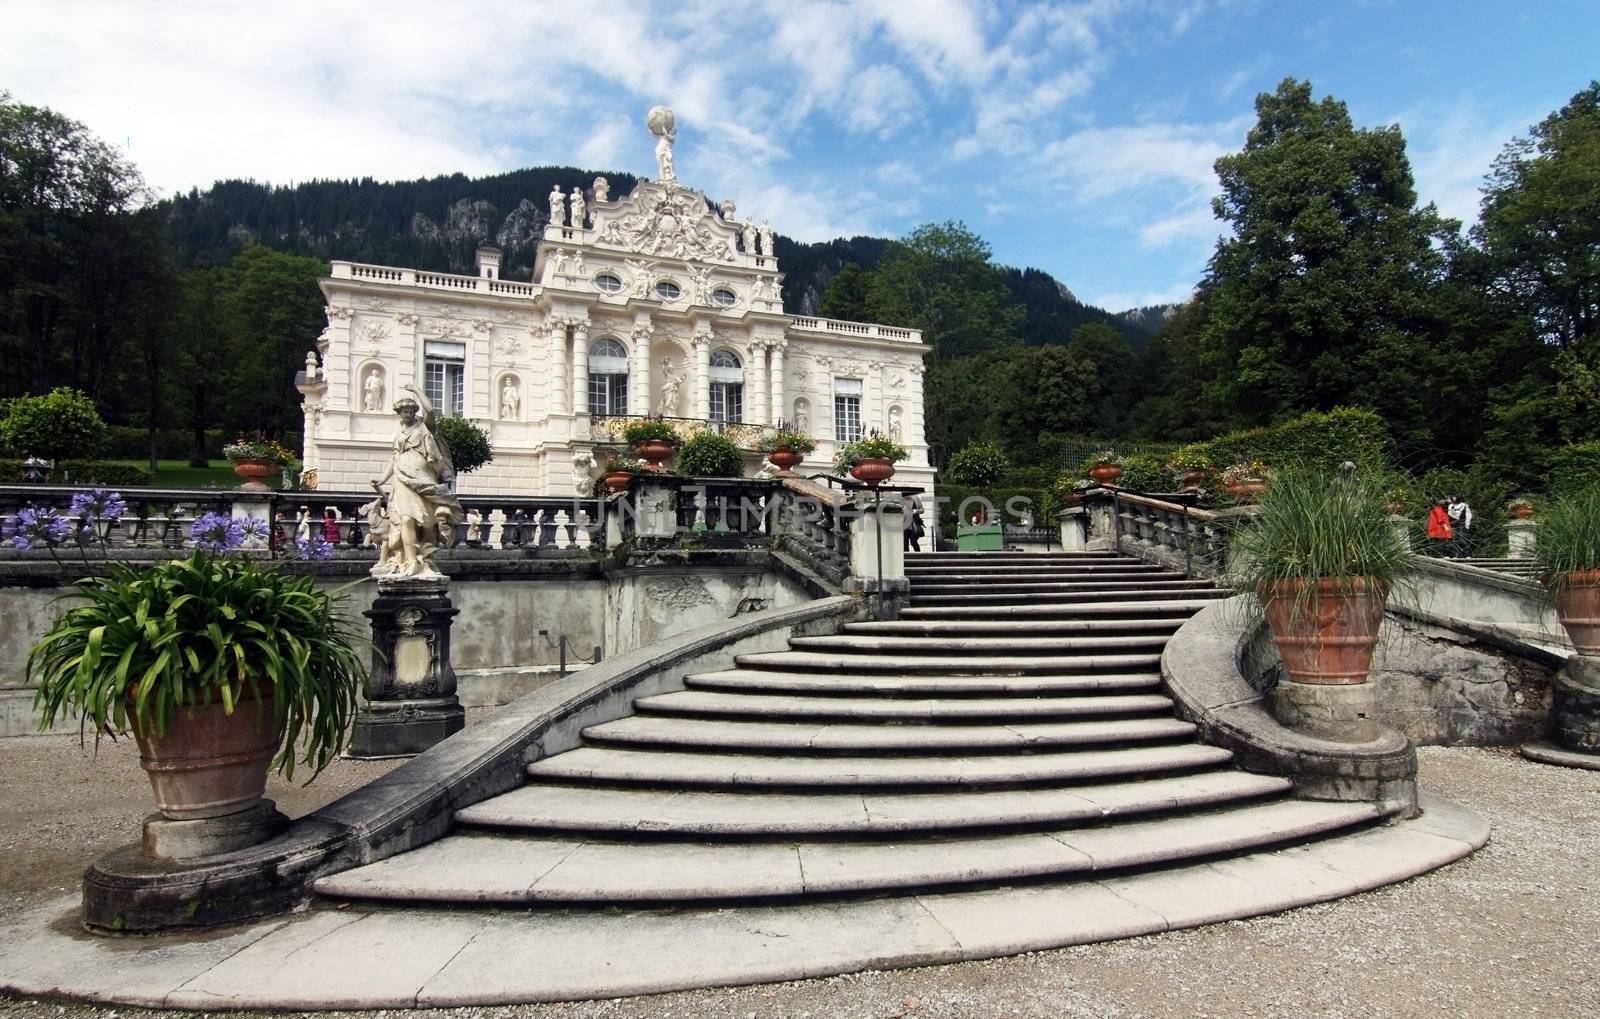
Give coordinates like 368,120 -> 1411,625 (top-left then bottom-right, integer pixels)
833,378 -> 863,442
587,337 -> 629,416
708,349 -> 743,423
423,340 -> 466,418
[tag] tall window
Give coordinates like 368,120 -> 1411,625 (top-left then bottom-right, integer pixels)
423,340 -> 466,417
708,349 -> 743,423
834,378 -> 863,442
587,337 -> 629,416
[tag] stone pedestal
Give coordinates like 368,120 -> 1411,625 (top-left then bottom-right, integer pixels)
1058,507 -> 1087,551
1507,518 -> 1537,559
1272,679 -> 1382,743
1552,655 -> 1600,752
142,799 -> 288,860
348,577 -> 465,758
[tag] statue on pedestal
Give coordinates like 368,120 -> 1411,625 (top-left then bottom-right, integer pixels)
758,220 -> 773,256
741,219 -> 757,254
720,198 -> 737,222
548,185 -> 566,228
593,176 -> 610,202
362,367 -> 384,412
570,186 -> 586,229
370,383 -> 462,580
646,105 -> 677,183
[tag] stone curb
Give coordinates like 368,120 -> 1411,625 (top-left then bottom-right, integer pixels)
0,792 -> 1486,1010
1520,740 -> 1600,771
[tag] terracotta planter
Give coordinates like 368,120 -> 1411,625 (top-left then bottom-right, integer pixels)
767,448 -> 804,475
1226,478 -> 1267,502
1554,570 -> 1600,655
133,694 -> 280,820
602,470 -> 634,494
632,439 -> 675,472
1384,501 -> 1407,516
1262,578 -> 1387,686
1510,504 -> 1534,520
1181,469 -> 1208,491
1089,465 -> 1122,485
232,459 -> 281,492
849,457 -> 896,487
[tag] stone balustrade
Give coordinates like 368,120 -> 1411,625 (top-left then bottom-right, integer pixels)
787,316 -> 919,343
1060,487 -> 1248,578
588,414 -> 775,450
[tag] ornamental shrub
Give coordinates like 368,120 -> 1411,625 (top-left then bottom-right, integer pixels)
1184,407 -> 1391,472
676,432 -> 745,478
435,417 -> 494,474
1118,453 -> 1171,492
1548,442 -> 1600,497
946,442 -> 1012,487
0,387 -> 108,463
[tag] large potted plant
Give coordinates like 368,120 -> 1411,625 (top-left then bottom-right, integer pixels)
599,455 -> 647,493
27,504 -> 365,829
1167,447 -> 1215,492
758,426 -> 816,475
1534,484 -> 1600,751
1083,450 -> 1123,485
1231,465 -> 1412,740
623,418 -> 680,472
223,437 -> 294,491
834,435 -> 909,487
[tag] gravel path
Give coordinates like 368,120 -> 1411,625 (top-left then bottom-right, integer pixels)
1,741 -> 1596,1018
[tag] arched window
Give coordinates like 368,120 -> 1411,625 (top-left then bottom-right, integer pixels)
588,337 -> 629,417
708,349 -> 743,423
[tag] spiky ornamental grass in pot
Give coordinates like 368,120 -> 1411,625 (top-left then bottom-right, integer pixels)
1534,483 -> 1600,656
1230,464 -> 1412,689
25,500 -> 366,821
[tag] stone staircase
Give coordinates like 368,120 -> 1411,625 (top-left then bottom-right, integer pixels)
316,551 -> 1401,909
1454,556 -> 1541,582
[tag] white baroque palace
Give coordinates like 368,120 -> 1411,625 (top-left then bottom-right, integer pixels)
297,106 -> 931,498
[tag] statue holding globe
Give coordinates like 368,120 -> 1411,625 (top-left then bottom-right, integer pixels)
646,105 -> 677,183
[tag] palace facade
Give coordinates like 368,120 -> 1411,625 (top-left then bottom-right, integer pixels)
296,109 -> 931,499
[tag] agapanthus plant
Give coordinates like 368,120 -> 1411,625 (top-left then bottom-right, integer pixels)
296,533 -> 335,561
68,488 -> 128,523
7,507 -> 74,550
190,512 -> 247,554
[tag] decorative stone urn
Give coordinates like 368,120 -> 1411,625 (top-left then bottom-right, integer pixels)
632,439 -> 675,472
602,469 -> 634,494
1181,469 -> 1208,491
232,459 -> 281,491
1226,478 -> 1268,502
767,448 -> 804,475
849,457 -> 896,487
1089,464 -> 1122,485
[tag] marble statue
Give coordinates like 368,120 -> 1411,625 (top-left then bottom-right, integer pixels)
551,248 -> 570,276
570,186 -> 586,229
593,176 -> 610,202
370,383 -> 462,580
549,185 -> 566,227
305,349 -> 320,382
690,265 -> 713,304
758,220 -> 773,256
795,402 -> 810,434
465,507 -> 483,544
572,251 -> 585,276
626,258 -> 655,297
362,368 -> 384,412
359,495 -> 398,574
720,198 -> 737,222
658,360 -> 685,415
888,404 -> 903,443
500,378 -> 520,420
740,219 -> 756,253
572,449 -> 596,496
646,105 -> 677,183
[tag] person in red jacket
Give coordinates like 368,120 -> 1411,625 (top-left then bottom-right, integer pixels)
1426,499 -> 1453,557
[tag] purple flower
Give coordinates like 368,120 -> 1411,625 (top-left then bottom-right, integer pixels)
8,507 -> 74,550
190,512 -> 246,553
238,516 -> 270,545
68,488 -> 128,522
295,534 -> 334,561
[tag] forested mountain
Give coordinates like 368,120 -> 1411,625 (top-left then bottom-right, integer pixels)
164,169 -> 1162,345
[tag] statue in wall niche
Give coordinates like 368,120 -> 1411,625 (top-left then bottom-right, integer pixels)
593,176 -> 610,203
370,383 -> 462,580
888,405 -> 903,443
658,360 -> 686,416
720,198 -> 737,222
794,402 -> 810,434
758,220 -> 773,256
572,251 -> 585,276
362,368 -> 384,412
570,186 -> 586,228
548,185 -> 566,227
740,219 -> 756,254
572,449 -> 597,496
500,378 -> 520,420
646,105 -> 677,183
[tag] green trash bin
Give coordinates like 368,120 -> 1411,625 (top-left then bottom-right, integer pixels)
956,522 -> 1004,551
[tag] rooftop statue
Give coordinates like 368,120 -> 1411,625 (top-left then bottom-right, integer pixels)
646,105 -> 677,183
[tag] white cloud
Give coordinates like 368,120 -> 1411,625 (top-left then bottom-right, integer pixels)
1090,279 -> 1197,312
1397,102 -> 1533,227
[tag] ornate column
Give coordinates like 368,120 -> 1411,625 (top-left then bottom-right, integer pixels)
749,340 -> 769,426
768,339 -> 786,425
631,320 -> 654,416
692,331 -> 712,421
548,320 -> 568,416
570,318 -> 590,419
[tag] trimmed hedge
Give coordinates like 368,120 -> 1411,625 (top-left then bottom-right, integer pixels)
1176,407 -> 1392,472
0,459 -> 152,486
935,481 -> 1060,538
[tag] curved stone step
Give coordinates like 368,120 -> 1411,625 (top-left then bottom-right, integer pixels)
841,618 -> 1184,637
580,715 -> 1197,753
910,580 -> 1213,596
908,589 -> 1228,607
634,689 -> 1174,722
898,599 -> 1218,620
454,771 -> 1291,837
734,650 -> 1165,675
786,634 -> 1171,656
314,797 -> 1388,904
526,742 -> 1237,789
685,668 -> 1163,697
904,567 -> 1173,580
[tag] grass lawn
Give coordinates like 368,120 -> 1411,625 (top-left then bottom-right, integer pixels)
114,459 -> 273,489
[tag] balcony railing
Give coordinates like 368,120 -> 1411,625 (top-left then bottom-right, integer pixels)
331,262 -> 540,299
787,316 -> 920,343
589,415 -> 776,450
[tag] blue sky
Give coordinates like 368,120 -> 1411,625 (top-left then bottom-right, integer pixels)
4,1 -> 1596,310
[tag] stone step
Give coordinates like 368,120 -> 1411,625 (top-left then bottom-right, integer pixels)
841,618 -> 1185,637
904,565 -> 1173,578
908,588 -> 1229,607
898,599 -> 1218,621
909,579 -> 1214,596
453,770 -> 1291,837
786,634 -> 1170,656
685,668 -> 1163,697
314,797 -> 1387,904
905,552 -> 1125,561
580,714 -> 1197,754
734,649 -> 1165,675
525,742 -> 1237,789
634,689 -> 1175,723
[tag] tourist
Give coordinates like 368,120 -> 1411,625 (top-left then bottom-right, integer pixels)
1447,494 -> 1474,558
904,501 -> 925,552
1426,498 -> 1453,557
322,507 -> 340,545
